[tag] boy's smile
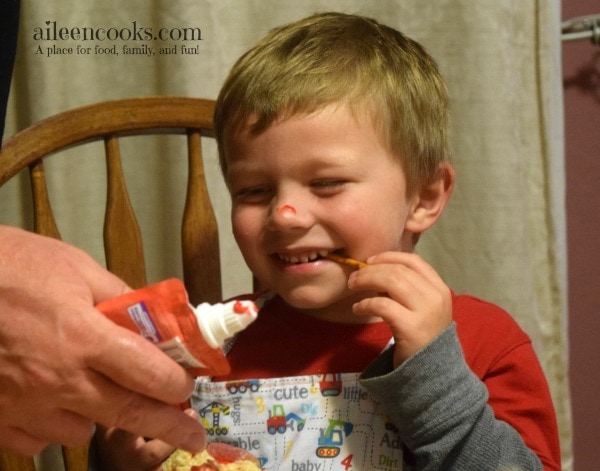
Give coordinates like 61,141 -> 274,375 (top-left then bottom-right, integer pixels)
225,104 -> 419,322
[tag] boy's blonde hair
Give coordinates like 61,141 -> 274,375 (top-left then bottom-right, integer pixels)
214,12 -> 450,194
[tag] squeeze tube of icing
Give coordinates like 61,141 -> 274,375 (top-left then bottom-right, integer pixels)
96,278 -> 258,376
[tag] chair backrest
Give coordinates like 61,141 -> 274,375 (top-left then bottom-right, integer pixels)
0,96 -> 219,471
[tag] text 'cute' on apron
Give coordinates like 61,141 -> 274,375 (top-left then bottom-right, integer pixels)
192,373 -> 404,470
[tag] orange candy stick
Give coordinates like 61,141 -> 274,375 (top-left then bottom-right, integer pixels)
325,252 -> 367,269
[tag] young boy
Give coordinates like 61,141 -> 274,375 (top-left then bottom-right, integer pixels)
98,12 -> 560,470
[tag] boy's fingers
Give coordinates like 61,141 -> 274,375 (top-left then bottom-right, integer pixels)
366,251 -> 444,285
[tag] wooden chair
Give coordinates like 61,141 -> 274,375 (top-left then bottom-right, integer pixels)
0,97 -> 220,471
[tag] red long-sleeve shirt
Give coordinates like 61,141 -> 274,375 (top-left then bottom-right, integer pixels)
215,292 -> 561,470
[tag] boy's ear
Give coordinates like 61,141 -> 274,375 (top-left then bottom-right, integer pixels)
405,162 -> 455,234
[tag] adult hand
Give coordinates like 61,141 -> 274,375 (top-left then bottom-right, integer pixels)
95,409 -> 198,471
96,408 -> 260,471
348,251 -> 453,367
0,226 -> 206,456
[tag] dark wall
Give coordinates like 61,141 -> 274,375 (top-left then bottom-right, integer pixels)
562,2 -> 600,469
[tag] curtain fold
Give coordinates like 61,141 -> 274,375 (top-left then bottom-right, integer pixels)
0,1 -> 572,469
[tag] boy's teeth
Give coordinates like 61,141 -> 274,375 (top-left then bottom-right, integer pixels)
279,250 -> 330,264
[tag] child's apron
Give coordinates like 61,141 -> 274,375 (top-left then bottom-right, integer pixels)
191,372 -> 404,470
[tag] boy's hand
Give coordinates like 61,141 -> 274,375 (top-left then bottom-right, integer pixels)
348,251 -> 452,367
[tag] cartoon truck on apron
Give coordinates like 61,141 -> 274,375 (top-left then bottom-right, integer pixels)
266,404 -> 306,434
316,419 -> 354,458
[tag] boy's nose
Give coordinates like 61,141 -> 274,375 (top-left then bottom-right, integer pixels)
277,204 -> 297,218
267,201 -> 313,230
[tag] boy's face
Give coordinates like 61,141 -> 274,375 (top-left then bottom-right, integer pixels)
225,104 -> 419,321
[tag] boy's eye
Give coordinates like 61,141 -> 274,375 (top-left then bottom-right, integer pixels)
311,179 -> 348,192
234,186 -> 273,203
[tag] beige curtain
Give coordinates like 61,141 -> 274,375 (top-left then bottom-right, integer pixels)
1,0 -> 572,469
